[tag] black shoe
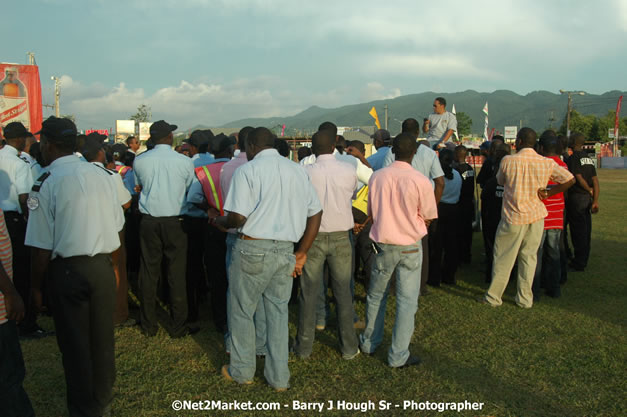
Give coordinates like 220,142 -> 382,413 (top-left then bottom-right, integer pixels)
141,327 -> 157,337
359,345 -> 376,356
396,355 -> 421,368
19,325 -> 54,339
568,262 -> 585,272
172,326 -> 200,339
115,318 -> 137,328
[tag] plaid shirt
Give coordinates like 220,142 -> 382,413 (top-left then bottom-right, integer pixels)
0,209 -> 13,325
497,148 -> 573,225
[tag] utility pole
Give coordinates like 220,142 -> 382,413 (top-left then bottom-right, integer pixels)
384,104 -> 388,130
559,90 -> 585,136
51,76 -> 60,117
548,110 -> 555,129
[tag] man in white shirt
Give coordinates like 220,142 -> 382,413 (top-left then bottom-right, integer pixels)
423,97 -> 457,149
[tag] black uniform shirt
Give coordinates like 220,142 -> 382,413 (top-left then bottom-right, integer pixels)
567,150 -> 597,195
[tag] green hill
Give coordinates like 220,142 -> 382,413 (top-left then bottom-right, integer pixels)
221,90 -> 626,135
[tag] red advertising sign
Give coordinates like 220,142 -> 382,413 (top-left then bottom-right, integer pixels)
0,63 -> 43,137
85,129 -> 109,136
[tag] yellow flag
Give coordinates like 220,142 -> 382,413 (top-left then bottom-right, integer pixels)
369,106 -> 381,129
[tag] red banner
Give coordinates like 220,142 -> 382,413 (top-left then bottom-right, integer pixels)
0,63 -> 43,137
615,95 -> 623,139
85,129 -> 109,136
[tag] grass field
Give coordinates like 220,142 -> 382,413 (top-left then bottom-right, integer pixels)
21,169 -> 627,417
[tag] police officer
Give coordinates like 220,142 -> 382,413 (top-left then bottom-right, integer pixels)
0,122 -> 46,338
212,127 -> 322,391
133,120 -> 197,338
82,134 -> 134,326
25,116 -> 124,417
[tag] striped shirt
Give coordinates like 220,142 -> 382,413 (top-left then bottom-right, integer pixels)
0,209 -> 14,325
543,156 -> 567,229
497,148 -> 573,225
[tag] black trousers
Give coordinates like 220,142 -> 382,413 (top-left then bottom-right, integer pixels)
139,215 -> 188,336
184,216 -> 209,322
567,193 -> 592,270
354,223 -> 374,284
3,211 -> 36,331
205,226 -> 228,332
420,220 -> 437,293
0,320 -> 35,417
428,203 -> 461,285
49,254 -> 116,417
459,201 -> 474,262
482,213 -> 501,283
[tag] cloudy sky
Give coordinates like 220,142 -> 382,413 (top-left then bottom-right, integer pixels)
5,0 -> 627,130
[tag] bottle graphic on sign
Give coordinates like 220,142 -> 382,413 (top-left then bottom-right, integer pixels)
0,67 -> 30,130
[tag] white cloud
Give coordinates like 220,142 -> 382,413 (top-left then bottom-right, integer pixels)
360,82 -> 401,102
366,55 -> 502,80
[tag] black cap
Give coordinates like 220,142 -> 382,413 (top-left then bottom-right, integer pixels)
212,133 -> 236,155
86,131 -> 108,144
148,120 -> 177,142
37,116 -> 77,143
3,121 -> 30,139
371,129 -> 391,143
183,130 -> 209,148
111,143 -> 128,157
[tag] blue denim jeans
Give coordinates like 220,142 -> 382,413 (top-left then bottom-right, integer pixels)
294,231 -> 358,358
359,241 -> 422,367
533,229 -> 562,297
225,233 -> 267,355
315,231 -> 359,327
227,239 -> 295,389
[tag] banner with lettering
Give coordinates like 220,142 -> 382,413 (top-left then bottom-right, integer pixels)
0,63 -> 43,136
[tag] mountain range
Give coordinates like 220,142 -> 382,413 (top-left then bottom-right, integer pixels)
216,89 -> 626,136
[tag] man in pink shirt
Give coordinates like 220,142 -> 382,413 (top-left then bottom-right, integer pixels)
293,129 -> 360,359
360,133 -> 438,368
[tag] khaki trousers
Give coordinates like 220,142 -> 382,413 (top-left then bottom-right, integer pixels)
485,219 -> 544,308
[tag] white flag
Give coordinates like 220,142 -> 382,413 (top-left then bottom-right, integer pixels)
451,104 -> 458,140
483,101 -> 489,139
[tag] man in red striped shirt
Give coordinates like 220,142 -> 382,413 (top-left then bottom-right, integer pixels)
533,133 -> 572,299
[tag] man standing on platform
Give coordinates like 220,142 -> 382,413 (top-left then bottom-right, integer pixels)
423,97 -> 457,149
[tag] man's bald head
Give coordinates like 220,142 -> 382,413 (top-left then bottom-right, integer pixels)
516,127 -> 537,150
312,129 -> 336,156
392,133 -> 418,161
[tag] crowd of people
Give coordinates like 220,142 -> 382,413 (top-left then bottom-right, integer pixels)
0,96 -> 601,416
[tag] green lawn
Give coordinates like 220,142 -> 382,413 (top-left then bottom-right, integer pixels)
22,169 -> 627,417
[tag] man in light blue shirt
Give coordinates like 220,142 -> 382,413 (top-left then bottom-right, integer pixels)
211,127 -> 322,391
133,120 -> 196,338
366,129 -> 392,171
